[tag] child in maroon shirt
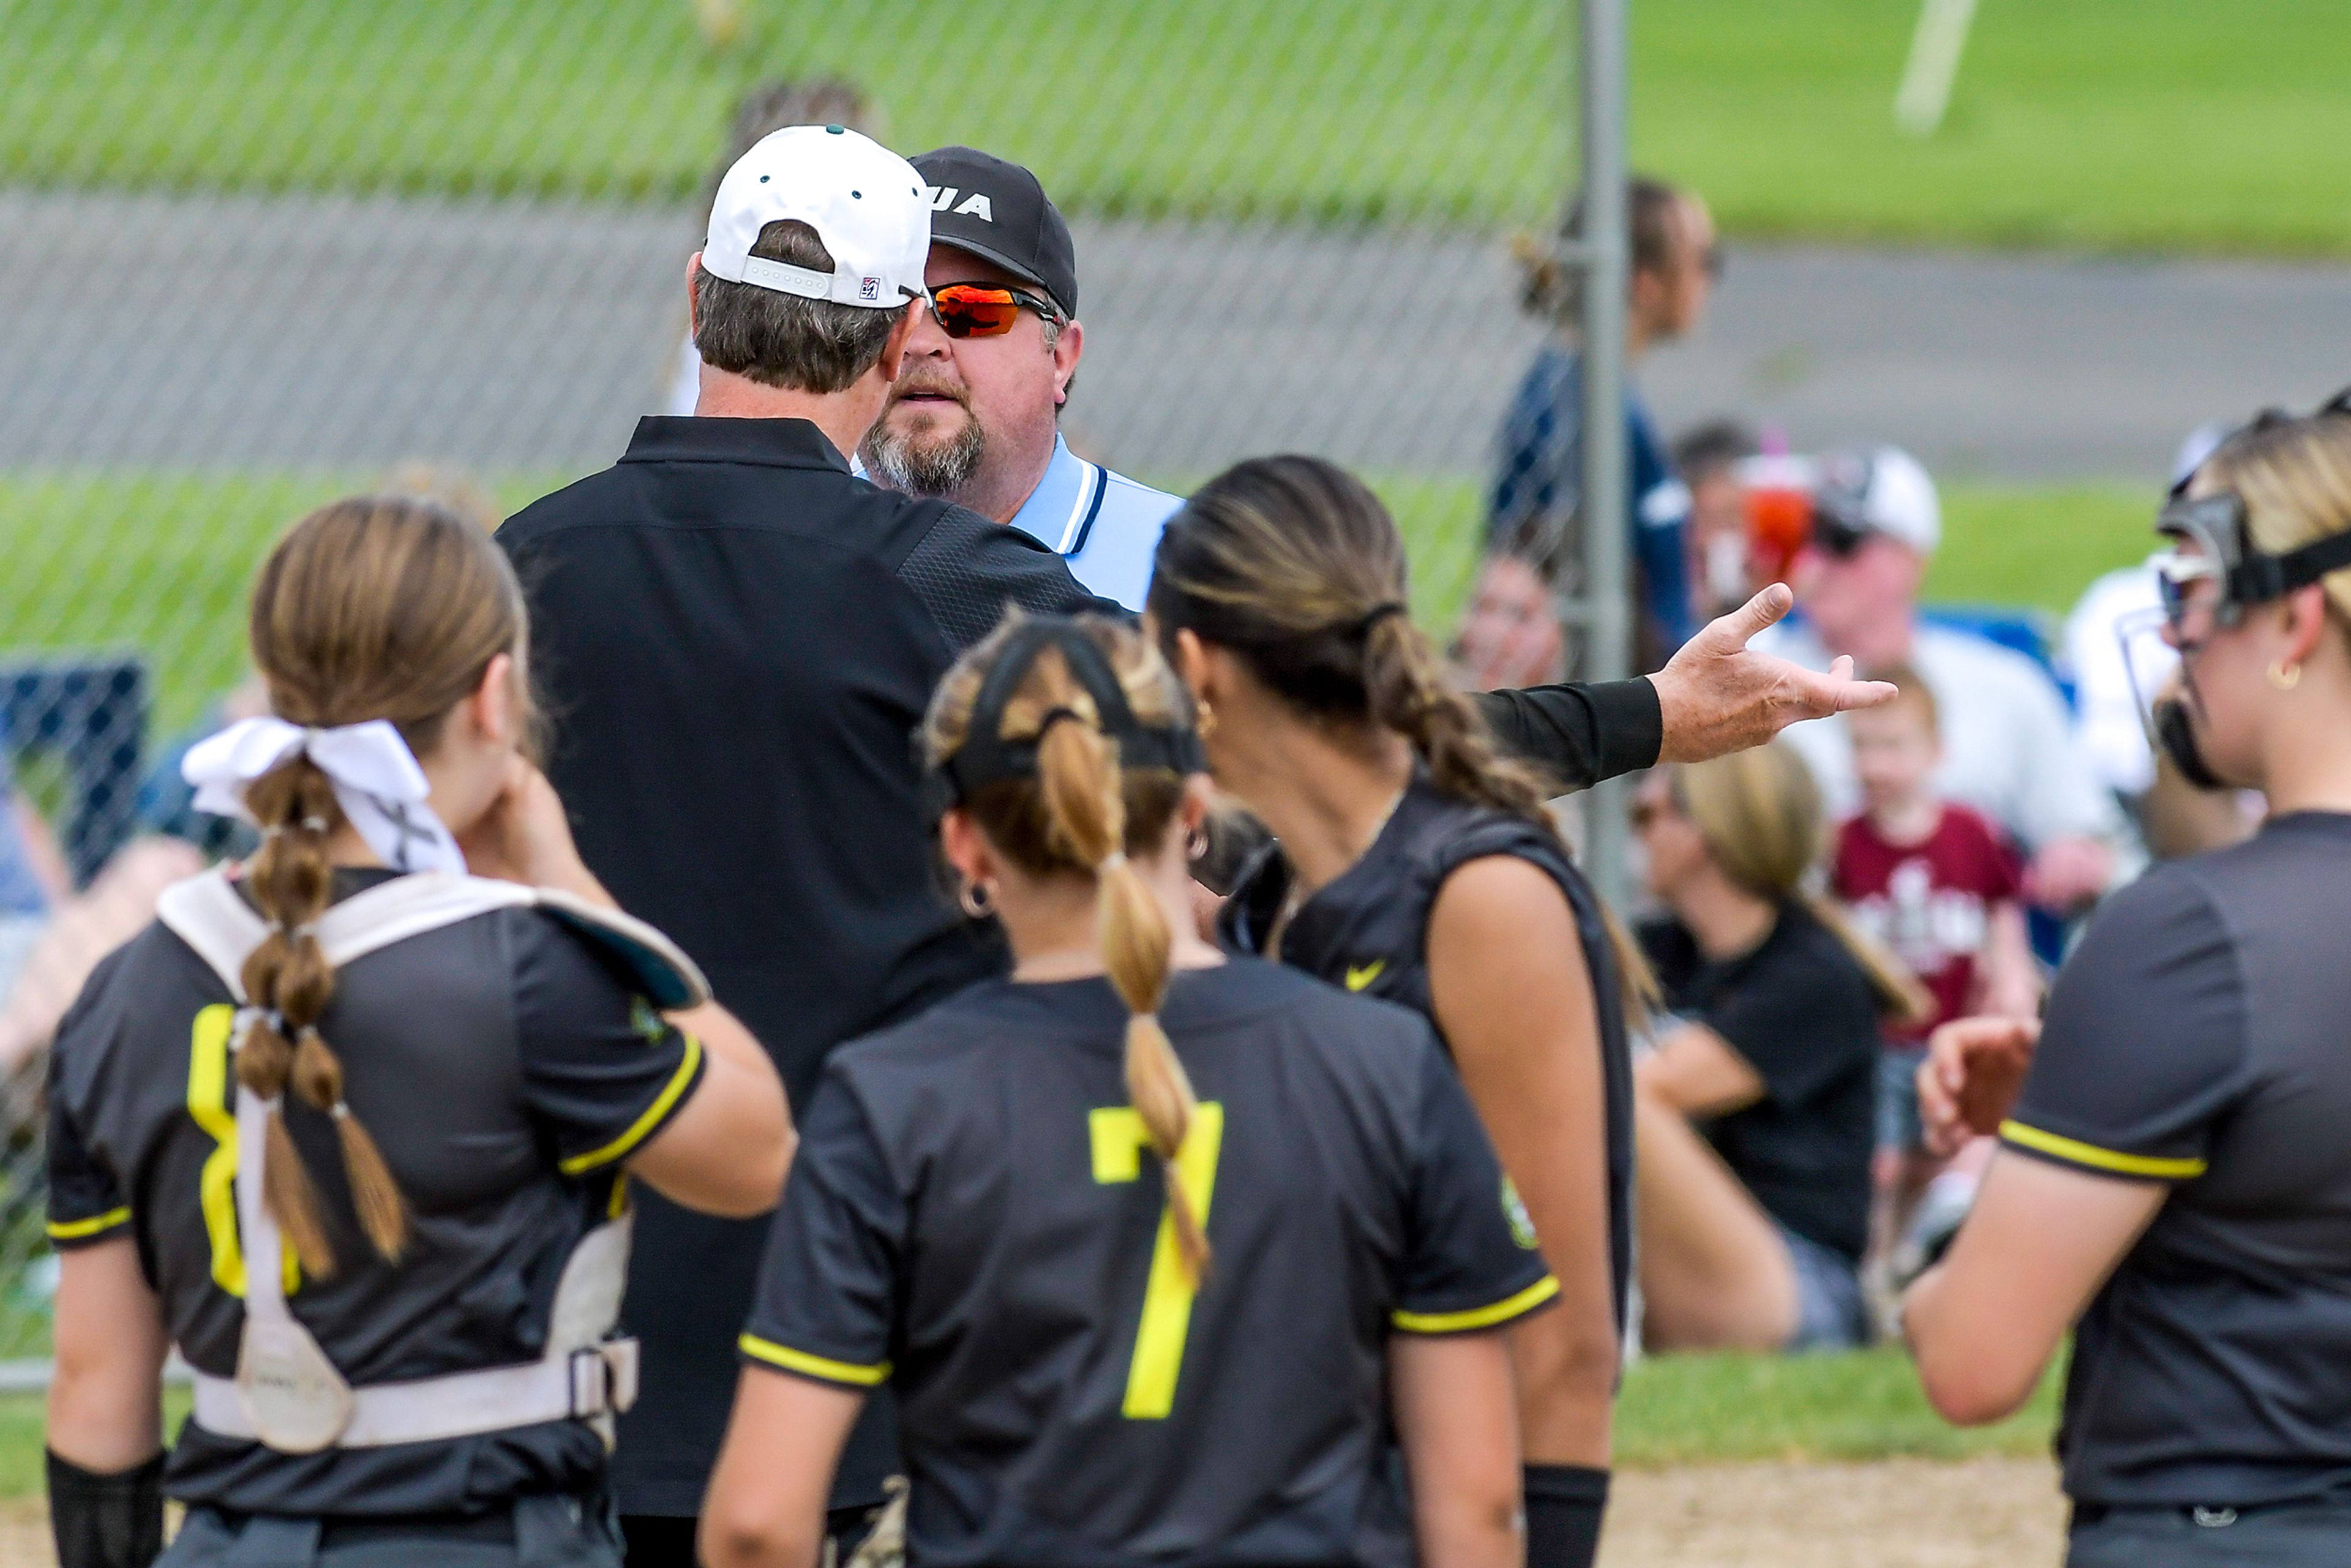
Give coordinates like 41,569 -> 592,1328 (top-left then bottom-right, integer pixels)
1832,666 -> 2039,1242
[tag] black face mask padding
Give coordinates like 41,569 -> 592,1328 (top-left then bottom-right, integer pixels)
923,617 -> 1205,823
2153,694 -> 2227,792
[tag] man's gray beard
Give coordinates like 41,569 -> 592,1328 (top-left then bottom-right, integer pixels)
863,410 -> 987,498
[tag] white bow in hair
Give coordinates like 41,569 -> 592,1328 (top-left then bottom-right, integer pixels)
182,717 -> 467,876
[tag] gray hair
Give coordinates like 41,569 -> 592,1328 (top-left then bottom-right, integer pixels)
692,220 -> 902,395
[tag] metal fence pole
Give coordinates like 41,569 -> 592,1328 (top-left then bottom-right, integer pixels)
1577,0 -> 1633,910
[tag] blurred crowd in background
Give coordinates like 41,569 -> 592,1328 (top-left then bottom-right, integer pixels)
0,80 -> 2263,1351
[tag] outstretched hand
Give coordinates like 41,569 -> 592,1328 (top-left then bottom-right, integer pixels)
1650,584 -> 1898,765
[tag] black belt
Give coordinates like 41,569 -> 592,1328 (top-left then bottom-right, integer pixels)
320,1510 -> 516,1548
198,1502 -> 528,1548
2074,1494 -> 2351,1529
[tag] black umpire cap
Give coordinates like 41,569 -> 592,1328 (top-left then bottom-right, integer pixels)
912,146 -> 1079,319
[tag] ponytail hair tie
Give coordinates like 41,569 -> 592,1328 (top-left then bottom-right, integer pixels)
1101,850 -> 1130,871
1352,602 -> 1410,636
1033,705 -> 1089,740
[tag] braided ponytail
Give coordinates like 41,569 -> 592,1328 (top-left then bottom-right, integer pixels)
923,618 -> 1210,1280
235,760 -> 410,1278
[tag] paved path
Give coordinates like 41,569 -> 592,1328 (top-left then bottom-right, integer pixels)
3,188 -> 2346,484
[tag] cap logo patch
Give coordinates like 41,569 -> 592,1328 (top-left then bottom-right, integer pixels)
924,186 -> 996,222
860,276 -> 881,301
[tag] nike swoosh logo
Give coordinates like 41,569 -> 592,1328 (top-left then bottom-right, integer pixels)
1344,961 -> 1385,992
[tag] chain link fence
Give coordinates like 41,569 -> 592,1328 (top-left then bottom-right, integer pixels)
0,0 -> 1584,1357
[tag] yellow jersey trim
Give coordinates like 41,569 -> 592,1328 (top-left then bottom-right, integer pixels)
560,1033 -> 703,1177
1393,1274 -> 1561,1334
2000,1119 -> 2208,1180
738,1335 -> 891,1386
47,1207 -> 131,1242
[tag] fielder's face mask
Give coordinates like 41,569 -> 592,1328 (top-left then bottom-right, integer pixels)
920,617 -> 1207,827
2121,388 -> 2351,789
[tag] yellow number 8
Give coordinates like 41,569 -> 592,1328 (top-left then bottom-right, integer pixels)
1087,1101 -> 1225,1419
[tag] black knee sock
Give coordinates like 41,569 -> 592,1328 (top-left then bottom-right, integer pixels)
47,1450 -> 163,1568
1523,1463 -> 1611,1568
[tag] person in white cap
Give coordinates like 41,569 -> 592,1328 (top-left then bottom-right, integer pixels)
497,124 -> 1110,1568
1757,446 -> 2126,913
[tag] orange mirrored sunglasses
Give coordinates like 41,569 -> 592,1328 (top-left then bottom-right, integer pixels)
927,282 -> 1063,339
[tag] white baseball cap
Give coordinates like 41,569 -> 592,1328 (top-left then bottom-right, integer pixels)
702,125 -> 929,309
1815,445 -> 1941,555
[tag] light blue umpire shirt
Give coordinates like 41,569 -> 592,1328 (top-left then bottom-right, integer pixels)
1006,435 -> 1184,612
853,433 -> 1182,612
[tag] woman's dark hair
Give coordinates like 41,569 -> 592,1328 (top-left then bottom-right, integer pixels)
1149,454 -> 1655,1011
237,493 -> 534,1277
1514,174 -> 1691,321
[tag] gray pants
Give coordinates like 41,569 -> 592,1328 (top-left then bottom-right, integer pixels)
2069,1498 -> 2351,1566
162,1495 -> 623,1568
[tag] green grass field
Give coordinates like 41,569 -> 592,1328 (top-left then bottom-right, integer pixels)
0,1347 -> 2056,1497
0,470 -> 2151,736
7,1 -> 2351,250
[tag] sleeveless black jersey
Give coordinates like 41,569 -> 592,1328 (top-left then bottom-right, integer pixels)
44,869 -> 705,1518
741,959 -> 1554,1568
1220,779 -> 1636,1332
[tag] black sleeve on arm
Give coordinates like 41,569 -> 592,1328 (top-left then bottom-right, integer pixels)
511,916 -> 707,1177
1469,678 -> 1661,795
46,972 -> 133,1250
2004,869 -> 2248,1182
1393,1043 -> 1557,1332
896,503 -> 1120,651
740,1071 -> 905,1388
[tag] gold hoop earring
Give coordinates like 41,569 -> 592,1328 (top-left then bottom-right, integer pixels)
2268,658 -> 2303,691
1195,699 -> 1217,740
958,879 -> 995,919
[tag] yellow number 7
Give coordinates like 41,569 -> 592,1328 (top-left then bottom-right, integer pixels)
1087,1101 -> 1225,1419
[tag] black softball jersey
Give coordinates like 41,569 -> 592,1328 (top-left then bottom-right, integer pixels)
2002,811 -> 2351,1509
45,868 -> 703,1518
1220,778 -> 1636,1332
740,958 -> 1554,1568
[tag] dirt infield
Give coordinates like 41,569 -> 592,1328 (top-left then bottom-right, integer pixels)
0,1501 -> 40,1565
1602,1457 -> 2067,1567
0,1460 -> 2067,1566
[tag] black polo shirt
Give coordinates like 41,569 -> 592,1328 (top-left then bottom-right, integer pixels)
497,416 -> 1108,1517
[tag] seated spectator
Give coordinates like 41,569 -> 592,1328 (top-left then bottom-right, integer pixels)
1673,419 -> 1760,623
1830,665 -> 2038,1258
0,745 -> 63,1000
1451,551 -> 1567,690
1758,445 -> 2128,913
1629,744 -> 1929,1352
